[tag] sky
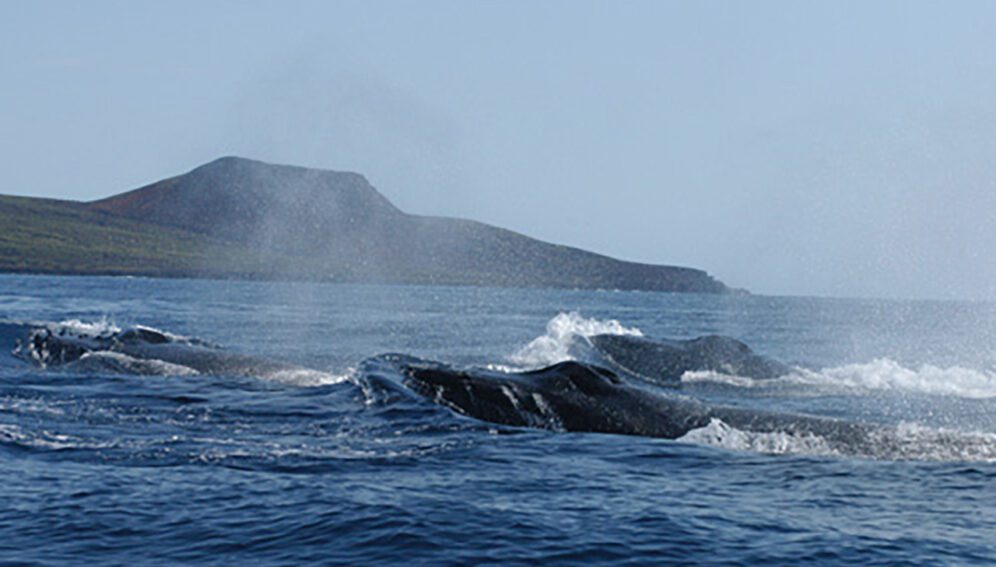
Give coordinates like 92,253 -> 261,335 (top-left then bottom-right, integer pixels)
3,1 -> 996,300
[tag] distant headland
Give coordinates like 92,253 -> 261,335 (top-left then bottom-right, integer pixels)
0,157 -> 732,293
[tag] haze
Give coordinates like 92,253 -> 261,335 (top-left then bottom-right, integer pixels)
3,1 -> 995,300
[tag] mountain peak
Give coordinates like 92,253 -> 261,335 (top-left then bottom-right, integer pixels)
195,155 -> 264,174
191,156 -> 370,185
87,157 -> 400,237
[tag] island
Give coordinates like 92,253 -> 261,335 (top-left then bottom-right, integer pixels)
0,157 -> 731,293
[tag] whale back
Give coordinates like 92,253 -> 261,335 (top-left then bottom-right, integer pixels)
16,324 -> 301,379
589,333 -> 790,385
396,356 -> 873,448
399,358 -> 710,437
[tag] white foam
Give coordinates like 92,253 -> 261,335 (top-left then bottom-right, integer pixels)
509,312 -> 643,368
813,359 -> 996,399
483,363 -> 523,373
678,418 -> 840,456
678,418 -> 996,462
0,397 -> 66,417
0,423 -> 117,451
41,318 -> 196,344
46,317 -> 121,337
867,422 -> 996,462
681,358 -> 996,399
680,371 -> 762,388
264,367 -> 354,387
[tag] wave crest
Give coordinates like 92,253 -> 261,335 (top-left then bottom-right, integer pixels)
682,358 -> 996,399
679,418 -> 840,456
679,418 -> 996,462
509,312 -> 643,368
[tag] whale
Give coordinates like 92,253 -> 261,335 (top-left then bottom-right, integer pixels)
588,333 -> 791,385
15,324 -> 310,380
16,322 -> 876,452
384,355 -> 872,449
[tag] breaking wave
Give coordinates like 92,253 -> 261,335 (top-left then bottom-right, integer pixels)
266,367 -> 354,387
678,418 -> 840,457
508,312 -> 643,368
679,418 -> 996,462
682,358 -> 996,399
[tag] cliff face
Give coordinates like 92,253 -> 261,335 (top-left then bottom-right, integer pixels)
4,157 -> 730,293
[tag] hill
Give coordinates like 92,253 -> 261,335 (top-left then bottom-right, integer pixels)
1,157 -> 730,292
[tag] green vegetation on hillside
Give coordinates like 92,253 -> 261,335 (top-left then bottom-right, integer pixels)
0,195 -> 256,277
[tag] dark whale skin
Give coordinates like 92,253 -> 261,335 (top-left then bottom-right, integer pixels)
589,333 -> 791,385
401,359 -> 708,437
392,356 -> 871,449
18,325 -> 302,378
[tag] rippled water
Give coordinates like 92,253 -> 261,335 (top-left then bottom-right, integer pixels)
1,274 -> 994,564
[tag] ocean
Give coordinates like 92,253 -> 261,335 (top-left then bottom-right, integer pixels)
1,273 -> 994,565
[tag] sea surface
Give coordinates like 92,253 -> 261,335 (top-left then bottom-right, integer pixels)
1,273 -> 994,565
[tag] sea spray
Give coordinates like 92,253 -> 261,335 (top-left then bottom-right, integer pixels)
679,418 -> 996,462
681,359 -> 996,399
508,311 -> 643,368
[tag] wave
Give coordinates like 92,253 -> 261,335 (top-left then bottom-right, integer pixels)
0,423 -> 119,452
679,418 -> 996,462
678,418 -> 841,456
266,367 -> 354,387
682,358 -> 996,399
508,312 -> 643,368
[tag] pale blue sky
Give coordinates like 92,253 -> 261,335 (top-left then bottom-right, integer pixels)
3,1 -> 996,300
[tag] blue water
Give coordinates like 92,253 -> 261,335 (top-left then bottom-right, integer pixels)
1,274 -> 994,565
